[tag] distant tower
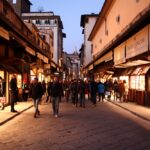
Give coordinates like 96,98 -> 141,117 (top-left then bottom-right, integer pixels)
7,0 -> 32,16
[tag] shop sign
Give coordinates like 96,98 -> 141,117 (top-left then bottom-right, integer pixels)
126,26 -> 148,59
114,43 -> 126,65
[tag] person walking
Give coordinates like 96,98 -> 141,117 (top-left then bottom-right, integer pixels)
45,81 -> 52,103
89,78 -> 98,106
123,80 -> 128,102
85,79 -> 90,100
113,80 -> 119,101
98,81 -> 105,102
29,77 -> 43,118
10,74 -> 18,112
78,79 -> 86,107
118,80 -> 125,103
42,80 -> 46,97
63,80 -> 70,102
70,79 -> 78,106
50,76 -> 63,118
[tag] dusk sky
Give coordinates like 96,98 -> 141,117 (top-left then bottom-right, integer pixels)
30,0 -> 105,53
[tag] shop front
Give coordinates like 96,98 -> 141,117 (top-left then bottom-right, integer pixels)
128,66 -> 150,106
0,63 -> 23,104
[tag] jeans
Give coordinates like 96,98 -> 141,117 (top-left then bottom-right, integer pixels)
33,98 -> 40,113
51,96 -> 59,115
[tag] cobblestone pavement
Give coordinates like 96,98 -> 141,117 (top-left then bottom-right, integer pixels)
0,100 -> 150,150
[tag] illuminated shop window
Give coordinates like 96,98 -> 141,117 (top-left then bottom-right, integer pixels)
0,71 -> 4,79
130,75 -> 145,90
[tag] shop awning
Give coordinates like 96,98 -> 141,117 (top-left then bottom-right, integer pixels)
122,68 -> 134,76
112,68 -> 135,77
131,66 -> 150,75
94,51 -> 112,66
112,68 -> 125,77
115,60 -> 150,68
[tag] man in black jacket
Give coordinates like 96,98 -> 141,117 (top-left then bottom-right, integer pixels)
29,77 -> 43,118
50,76 -> 63,118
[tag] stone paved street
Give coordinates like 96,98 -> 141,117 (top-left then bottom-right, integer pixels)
0,100 -> 150,150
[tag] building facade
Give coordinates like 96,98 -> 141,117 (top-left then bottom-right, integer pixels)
22,12 -> 65,66
63,51 -> 80,80
88,0 -> 150,106
0,0 -> 50,105
80,14 -> 98,68
7,0 -> 65,74
7,0 -> 31,16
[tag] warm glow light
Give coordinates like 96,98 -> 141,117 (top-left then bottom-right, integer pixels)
0,71 -> 4,78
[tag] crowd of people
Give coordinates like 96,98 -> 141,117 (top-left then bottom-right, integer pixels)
0,75 -> 129,118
